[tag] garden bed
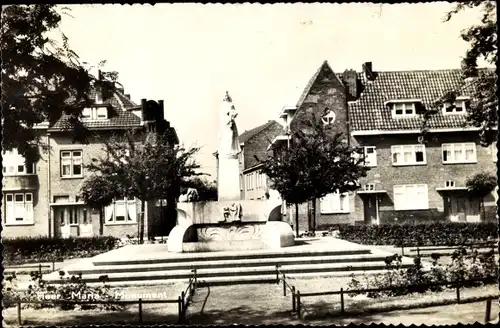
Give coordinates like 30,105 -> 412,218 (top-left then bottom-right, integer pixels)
3,236 -> 119,265
318,222 -> 498,246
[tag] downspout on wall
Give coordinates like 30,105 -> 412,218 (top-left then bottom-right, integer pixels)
47,133 -> 52,238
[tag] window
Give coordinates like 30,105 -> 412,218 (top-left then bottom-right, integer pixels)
442,100 -> 467,115
391,145 -> 426,165
105,197 -> 137,224
5,192 -> 34,224
322,110 -> 336,125
393,184 -> 428,210
2,149 -> 36,175
364,184 -> 375,191
61,150 -> 83,177
445,180 -> 455,188
56,206 -> 87,226
81,107 -> 108,120
392,102 -> 416,118
442,143 -> 476,164
364,146 -> 377,167
320,192 -> 349,214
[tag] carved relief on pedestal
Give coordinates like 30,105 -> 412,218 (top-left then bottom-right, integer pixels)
198,224 -> 263,241
218,203 -> 242,223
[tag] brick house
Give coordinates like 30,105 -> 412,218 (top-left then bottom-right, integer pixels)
238,120 -> 284,200
269,61 -> 497,230
2,77 -> 179,239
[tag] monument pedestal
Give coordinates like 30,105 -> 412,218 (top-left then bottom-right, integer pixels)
217,154 -> 241,201
167,200 -> 295,253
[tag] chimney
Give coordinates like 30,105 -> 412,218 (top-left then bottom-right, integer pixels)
362,62 -> 376,81
342,69 -> 358,100
141,98 -> 149,124
125,94 -> 131,99
158,100 -> 165,121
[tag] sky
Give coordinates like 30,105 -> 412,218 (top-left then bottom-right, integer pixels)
55,2 -> 486,178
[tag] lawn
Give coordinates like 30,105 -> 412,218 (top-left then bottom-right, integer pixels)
186,280 -> 498,325
2,283 -> 186,326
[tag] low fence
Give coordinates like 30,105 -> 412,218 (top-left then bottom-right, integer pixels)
400,241 -> 498,257
4,269 -> 198,325
274,265 -> 497,320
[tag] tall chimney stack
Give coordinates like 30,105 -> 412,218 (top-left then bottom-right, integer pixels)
342,69 -> 358,100
362,62 -> 376,81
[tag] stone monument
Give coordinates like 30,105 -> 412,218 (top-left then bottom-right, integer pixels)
167,91 -> 295,253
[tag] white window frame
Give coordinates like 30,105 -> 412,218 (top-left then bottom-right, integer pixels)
322,110 -> 336,125
393,184 -> 429,210
445,180 -> 455,188
320,192 -> 350,214
82,107 -> 108,121
442,99 -> 467,115
5,192 -> 34,225
391,144 -> 426,166
441,143 -> 477,164
364,184 -> 375,191
391,102 -> 417,118
2,149 -> 36,176
105,197 -> 137,225
61,150 -> 83,177
364,146 -> 377,167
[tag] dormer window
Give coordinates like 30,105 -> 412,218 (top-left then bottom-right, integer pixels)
442,97 -> 468,115
392,102 -> 416,117
82,107 -> 108,121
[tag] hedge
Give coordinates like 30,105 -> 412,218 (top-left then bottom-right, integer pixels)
3,236 -> 119,265
322,222 -> 498,246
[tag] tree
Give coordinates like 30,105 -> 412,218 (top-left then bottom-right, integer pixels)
1,5 -> 117,162
422,1 -> 497,146
79,130 -> 202,243
466,172 -> 497,221
182,177 -> 218,201
259,109 -> 369,234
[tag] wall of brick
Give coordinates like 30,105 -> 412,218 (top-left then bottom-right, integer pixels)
2,135 -> 50,238
354,132 -> 497,223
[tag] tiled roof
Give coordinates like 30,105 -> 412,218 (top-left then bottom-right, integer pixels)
349,69 -> 473,131
239,120 -> 280,144
48,110 -> 141,131
48,88 -> 142,131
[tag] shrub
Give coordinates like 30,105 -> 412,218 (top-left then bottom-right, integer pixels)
4,270 -> 122,311
3,236 -> 119,265
346,247 -> 497,298
322,222 -> 497,246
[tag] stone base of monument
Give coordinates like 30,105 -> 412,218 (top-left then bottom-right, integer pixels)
167,200 -> 294,253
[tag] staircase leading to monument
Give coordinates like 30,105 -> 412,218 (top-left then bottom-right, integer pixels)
41,239 -> 416,287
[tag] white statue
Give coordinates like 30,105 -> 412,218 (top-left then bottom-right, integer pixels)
217,91 -> 241,157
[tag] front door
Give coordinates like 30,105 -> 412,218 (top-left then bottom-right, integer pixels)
55,206 -> 93,237
450,196 -> 481,222
363,196 -> 378,224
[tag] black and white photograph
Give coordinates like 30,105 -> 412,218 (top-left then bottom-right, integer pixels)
1,2 -> 498,326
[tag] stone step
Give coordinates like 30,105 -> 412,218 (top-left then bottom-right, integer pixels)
44,260 -> 414,285
91,247 -> 371,266
37,268 -> 408,288
65,254 -> 392,275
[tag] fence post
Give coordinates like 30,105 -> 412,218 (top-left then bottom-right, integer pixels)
194,269 -> 198,290
340,288 -> 345,314
456,285 -> 460,304
283,274 -> 287,297
17,302 -> 21,325
52,260 -> 55,272
39,263 -> 42,276
177,296 -> 183,324
297,291 -> 301,319
417,247 -> 420,257
401,243 -> 404,256
138,298 -> 143,324
292,286 -> 296,313
275,265 -> 280,285
181,291 -> 185,307
485,299 -> 492,323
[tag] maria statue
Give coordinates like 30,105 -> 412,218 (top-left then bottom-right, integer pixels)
217,91 -> 241,157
